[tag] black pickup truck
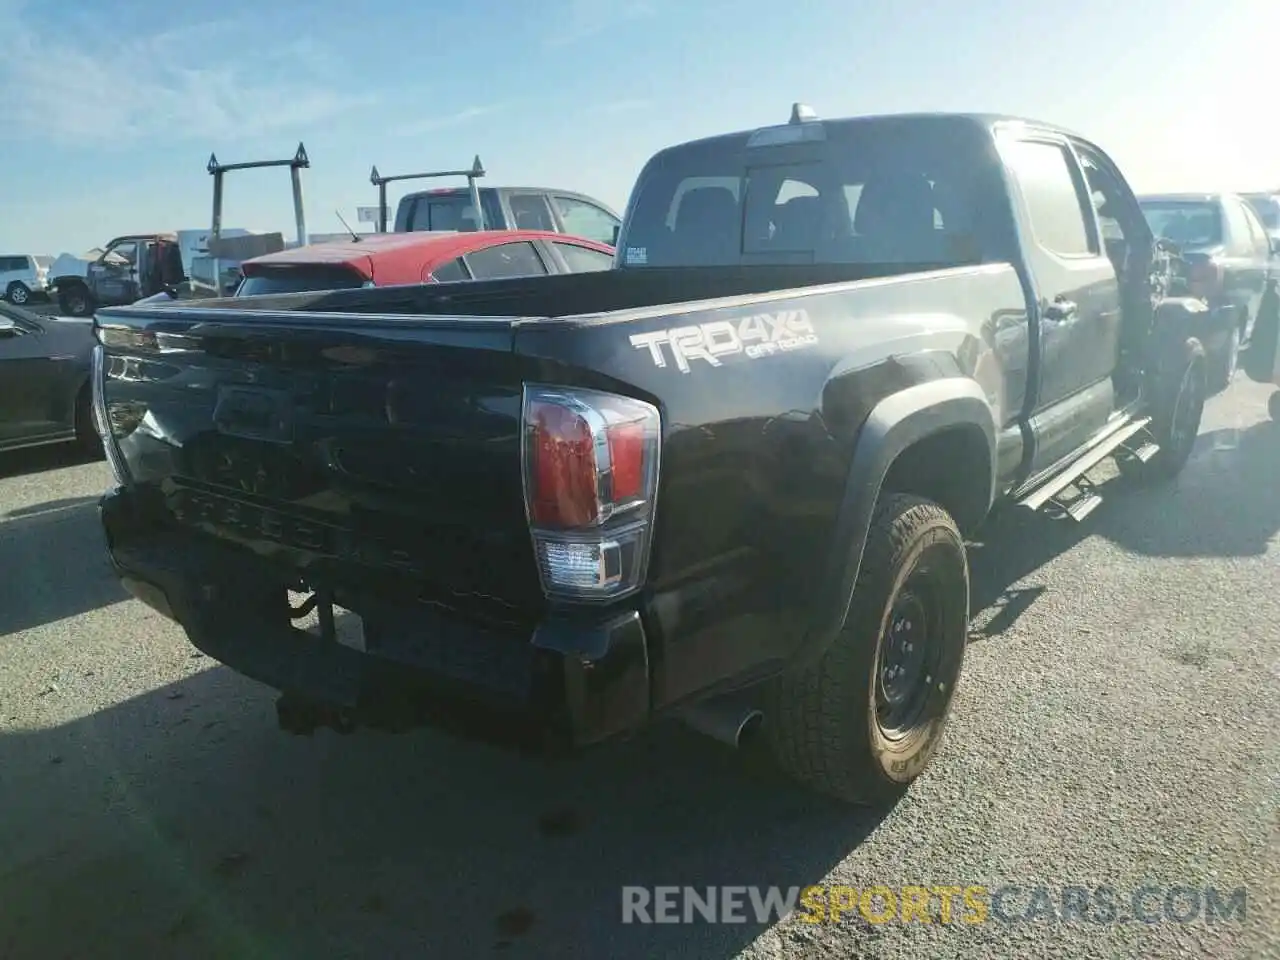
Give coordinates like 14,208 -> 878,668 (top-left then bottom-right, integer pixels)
92,106 -> 1212,806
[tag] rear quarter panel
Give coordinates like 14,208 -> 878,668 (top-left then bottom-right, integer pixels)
513,264 -> 1028,708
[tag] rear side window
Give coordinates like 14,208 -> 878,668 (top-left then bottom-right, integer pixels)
464,241 -> 548,280
1001,140 -> 1095,257
0,256 -> 30,271
236,266 -> 367,296
508,193 -> 557,231
428,257 -> 470,282
553,242 -> 614,272
619,120 -> 1001,268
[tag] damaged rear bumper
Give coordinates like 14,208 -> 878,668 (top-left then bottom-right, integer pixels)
99,485 -> 652,750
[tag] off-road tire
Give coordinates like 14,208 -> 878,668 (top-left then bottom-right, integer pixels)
59,285 -> 93,317
1125,337 -> 1206,485
4,281 -> 30,305
763,493 -> 969,806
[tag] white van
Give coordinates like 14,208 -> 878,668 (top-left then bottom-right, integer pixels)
0,255 -> 49,305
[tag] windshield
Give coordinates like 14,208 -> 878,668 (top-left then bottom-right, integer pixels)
1139,200 -> 1223,249
236,265 -> 368,296
619,119 -> 1001,268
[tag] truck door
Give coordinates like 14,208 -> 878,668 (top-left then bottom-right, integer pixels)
1226,196 -> 1271,340
0,307 -> 62,443
87,239 -> 142,306
997,133 -> 1122,473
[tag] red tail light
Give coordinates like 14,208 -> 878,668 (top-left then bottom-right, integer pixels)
1187,258 -> 1223,299
522,385 -> 662,601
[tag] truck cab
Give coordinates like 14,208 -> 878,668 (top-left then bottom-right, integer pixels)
51,234 -> 187,317
394,186 -> 621,246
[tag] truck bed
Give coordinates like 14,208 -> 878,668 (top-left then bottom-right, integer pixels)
151,262 -> 961,322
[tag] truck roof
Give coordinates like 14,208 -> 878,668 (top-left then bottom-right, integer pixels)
651,111 -> 1092,158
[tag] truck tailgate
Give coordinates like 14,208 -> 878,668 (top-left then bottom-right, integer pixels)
94,307 -> 545,624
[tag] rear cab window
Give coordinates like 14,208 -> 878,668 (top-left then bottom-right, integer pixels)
400,189 -> 502,232
617,116 -> 1008,269
236,265 -> 368,296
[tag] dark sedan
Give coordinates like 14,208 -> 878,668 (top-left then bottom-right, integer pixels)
0,302 -> 100,456
1138,192 -> 1279,388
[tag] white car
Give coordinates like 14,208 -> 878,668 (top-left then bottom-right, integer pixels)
0,254 -> 49,305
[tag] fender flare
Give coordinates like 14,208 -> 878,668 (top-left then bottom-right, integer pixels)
793,377 -> 997,672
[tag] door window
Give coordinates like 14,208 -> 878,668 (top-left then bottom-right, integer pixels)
102,241 -> 139,266
508,194 -> 557,231
1235,199 -> 1270,259
1074,147 -> 1145,275
552,196 -> 621,245
552,242 -> 614,273
464,242 -> 548,279
1001,139 -> 1096,257
1221,198 -> 1254,257
428,257 -> 470,282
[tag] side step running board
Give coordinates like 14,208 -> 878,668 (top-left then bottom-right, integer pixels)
1126,441 -> 1159,463
1018,417 -> 1153,513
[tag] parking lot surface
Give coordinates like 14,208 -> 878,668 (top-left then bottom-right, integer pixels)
1,379 -> 1276,959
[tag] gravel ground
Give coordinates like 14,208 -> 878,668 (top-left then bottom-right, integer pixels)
0,378 -> 1276,960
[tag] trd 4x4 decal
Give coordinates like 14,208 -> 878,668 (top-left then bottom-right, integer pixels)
629,308 -> 818,373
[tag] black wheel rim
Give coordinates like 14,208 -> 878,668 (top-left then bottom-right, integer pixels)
1169,363 -> 1203,453
875,569 -> 943,739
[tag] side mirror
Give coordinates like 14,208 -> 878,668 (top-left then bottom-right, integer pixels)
0,317 -> 17,339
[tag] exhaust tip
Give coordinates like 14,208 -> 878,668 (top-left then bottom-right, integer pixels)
736,709 -> 764,747
677,696 -> 764,749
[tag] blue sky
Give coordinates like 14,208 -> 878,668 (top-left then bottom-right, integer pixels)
0,0 -> 1274,255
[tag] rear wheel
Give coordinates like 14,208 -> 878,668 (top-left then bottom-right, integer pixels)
59,285 -> 93,317
4,281 -> 30,305
764,493 -> 969,806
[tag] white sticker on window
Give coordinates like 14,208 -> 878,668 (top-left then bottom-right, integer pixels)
625,246 -> 648,265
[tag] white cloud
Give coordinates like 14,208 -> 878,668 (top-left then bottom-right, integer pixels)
545,0 -> 656,47
0,7 -> 373,146
588,98 -> 652,115
392,104 -> 507,137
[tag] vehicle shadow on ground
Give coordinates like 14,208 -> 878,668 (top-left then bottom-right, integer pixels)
0,443 -> 102,481
967,418 -> 1280,641
0,499 -> 127,636
0,660 -> 890,960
